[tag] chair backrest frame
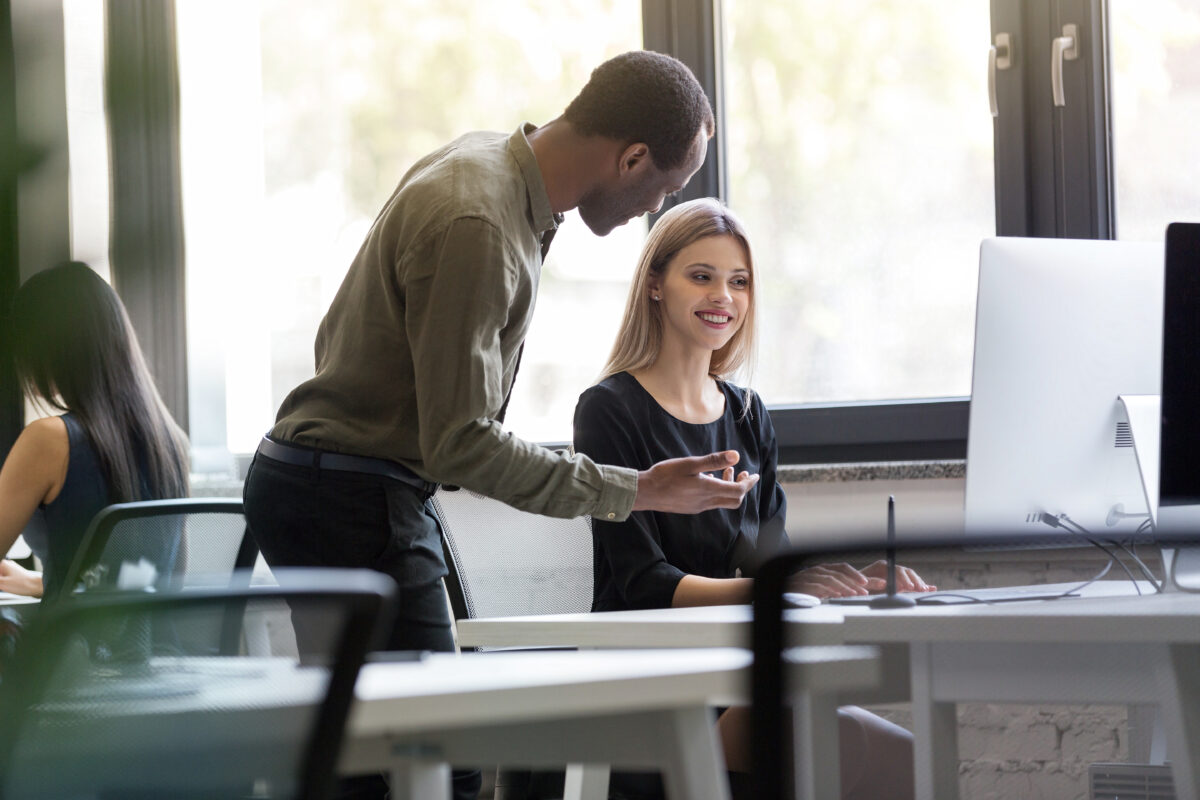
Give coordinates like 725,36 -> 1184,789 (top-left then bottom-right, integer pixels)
54,498 -> 259,604
0,568 -> 396,800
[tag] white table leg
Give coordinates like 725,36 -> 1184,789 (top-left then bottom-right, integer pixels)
1126,704 -> 1162,763
563,763 -> 611,800
659,706 -> 730,800
792,692 -> 841,800
1155,644 -> 1200,800
388,760 -> 450,800
910,642 -> 959,800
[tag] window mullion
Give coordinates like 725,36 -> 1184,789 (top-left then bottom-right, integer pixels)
641,0 -> 726,209
1051,0 -> 1115,238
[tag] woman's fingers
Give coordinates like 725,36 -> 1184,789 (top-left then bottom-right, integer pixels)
790,564 -> 871,598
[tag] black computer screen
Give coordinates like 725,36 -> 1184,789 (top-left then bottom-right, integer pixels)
1159,222 -> 1200,507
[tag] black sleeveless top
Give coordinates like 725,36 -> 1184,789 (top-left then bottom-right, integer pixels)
24,414 -> 111,600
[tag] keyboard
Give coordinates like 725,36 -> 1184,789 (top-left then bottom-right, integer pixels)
827,584 -> 1080,607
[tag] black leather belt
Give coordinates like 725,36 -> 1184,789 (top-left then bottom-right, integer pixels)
257,436 -> 438,496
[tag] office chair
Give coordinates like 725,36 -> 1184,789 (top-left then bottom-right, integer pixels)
0,567 -> 396,800
54,498 -> 260,603
430,488 -> 595,799
431,488 -> 593,645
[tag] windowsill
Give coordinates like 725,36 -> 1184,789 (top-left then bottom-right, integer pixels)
778,459 -> 966,484
192,458 -> 970,496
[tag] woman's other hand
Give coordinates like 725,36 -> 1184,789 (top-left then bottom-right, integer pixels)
787,563 -> 874,598
860,560 -> 936,593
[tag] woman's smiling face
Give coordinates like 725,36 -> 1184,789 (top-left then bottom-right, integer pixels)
651,233 -> 752,354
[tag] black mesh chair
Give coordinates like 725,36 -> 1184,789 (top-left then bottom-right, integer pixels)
431,488 -> 593,647
0,568 -> 396,800
750,528 -> 1184,800
54,498 -> 260,603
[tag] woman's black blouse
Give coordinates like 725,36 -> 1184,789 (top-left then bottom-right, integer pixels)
573,371 -> 788,611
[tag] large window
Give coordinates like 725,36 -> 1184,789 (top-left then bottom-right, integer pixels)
723,0 -> 995,404
62,0 -> 108,280
176,0 -> 642,475
28,0 -> 1200,476
1109,0 -> 1200,241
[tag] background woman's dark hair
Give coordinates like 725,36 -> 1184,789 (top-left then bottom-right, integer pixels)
563,50 -> 715,172
10,262 -> 189,502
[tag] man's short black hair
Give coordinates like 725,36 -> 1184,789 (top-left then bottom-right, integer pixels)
563,50 -> 714,172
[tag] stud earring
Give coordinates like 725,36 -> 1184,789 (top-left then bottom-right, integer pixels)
652,295 -> 660,301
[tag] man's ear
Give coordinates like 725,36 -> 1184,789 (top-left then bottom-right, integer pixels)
618,142 -> 652,177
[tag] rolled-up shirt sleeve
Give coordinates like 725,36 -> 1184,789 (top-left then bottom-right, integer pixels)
405,216 -> 637,520
574,384 -> 684,610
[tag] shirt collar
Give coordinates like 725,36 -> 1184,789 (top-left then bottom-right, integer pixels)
509,123 -> 564,236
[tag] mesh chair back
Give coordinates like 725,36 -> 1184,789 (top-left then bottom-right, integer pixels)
59,499 -> 258,600
431,488 -> 594,626
0,568 -> 395,800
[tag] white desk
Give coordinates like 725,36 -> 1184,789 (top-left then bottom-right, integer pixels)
457,582 -> 1200,800
343,646 -> 881,800
13,648 -> 876,800
459,603 -> 842,649
835,590 -> 1200,800
457,603 -> 910,706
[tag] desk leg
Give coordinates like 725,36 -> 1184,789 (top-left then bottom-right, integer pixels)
910,643 -> 959,800
792,692 -> 840,800
563,763 -> 610,800
1126,704 -> 1164,763
659,706 -> 730,800
1155,644 -> 1200,800
388,761 -> 450,800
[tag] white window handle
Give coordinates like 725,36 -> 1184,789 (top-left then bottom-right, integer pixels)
1052,24 -> 1078,107
988,33 -> 1013,117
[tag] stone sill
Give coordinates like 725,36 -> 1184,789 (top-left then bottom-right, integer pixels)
779,459 -> 965,484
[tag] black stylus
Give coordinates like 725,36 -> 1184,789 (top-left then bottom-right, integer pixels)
870,495 -> 916,609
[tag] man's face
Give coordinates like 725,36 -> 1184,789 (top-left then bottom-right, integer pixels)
578,128 -> 709,237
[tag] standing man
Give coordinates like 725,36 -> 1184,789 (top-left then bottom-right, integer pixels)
243,50 -> 757,797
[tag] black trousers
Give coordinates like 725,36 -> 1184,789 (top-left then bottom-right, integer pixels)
243,452 -> 481,800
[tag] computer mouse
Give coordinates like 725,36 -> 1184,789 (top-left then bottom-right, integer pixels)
783,592 -> 822,608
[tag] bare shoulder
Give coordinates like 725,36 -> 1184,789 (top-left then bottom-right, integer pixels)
8,416 -> 71,484
0,415 -> 71,532
21,415 -> 69,453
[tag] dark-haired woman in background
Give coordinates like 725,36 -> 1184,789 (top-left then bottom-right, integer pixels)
0,261 -> 189,601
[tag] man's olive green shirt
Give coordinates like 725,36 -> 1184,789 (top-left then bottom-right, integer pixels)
272,125 -> 637,521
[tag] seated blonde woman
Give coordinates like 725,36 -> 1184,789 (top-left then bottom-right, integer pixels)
573,198 -> 933,800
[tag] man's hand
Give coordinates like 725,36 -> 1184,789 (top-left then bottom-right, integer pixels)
632,451 -> 759,514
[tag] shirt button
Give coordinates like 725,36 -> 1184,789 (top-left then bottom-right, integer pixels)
606,512 -> 616,520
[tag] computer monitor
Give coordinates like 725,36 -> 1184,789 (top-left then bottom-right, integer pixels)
1156,222 -> 1200,589
964,236 -> 1164,538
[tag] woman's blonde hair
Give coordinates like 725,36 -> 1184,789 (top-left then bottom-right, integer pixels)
601,197 -> 758,385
